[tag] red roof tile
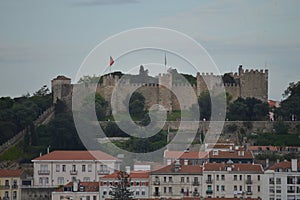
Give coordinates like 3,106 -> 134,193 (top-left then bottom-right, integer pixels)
32,150 -> 119,161
268,160 -> 300,172
56,182 -> 99,192
0,169 -> 23,177
248,146 -> 278,151
164,150 -> 209,159
209,150 -> 253,159
203,163 -> 263,172
102,171 -> 149,179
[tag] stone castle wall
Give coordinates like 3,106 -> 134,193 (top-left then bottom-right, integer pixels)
51,65 -> 268,111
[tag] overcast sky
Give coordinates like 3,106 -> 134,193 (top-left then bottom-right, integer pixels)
0,0 -> 299,100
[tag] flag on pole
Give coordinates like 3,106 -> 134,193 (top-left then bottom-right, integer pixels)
164,52 -> 167,67
110,56 -> 114,67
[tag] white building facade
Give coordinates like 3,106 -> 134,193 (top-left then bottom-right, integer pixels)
263,159 -> 300,200
32,150 -> 121,187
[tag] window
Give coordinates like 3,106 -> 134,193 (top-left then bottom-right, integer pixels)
164,187 -> 167,193
168,187 -> 172,193
141,191 -> 145,196
221,175 -> 225,180
187,177 -> 190,183
13,180 -> 17,188
247,186 -> 251,192
5,180 -> 9,186
58,177 -> 64,185
221,185 -> 225,191
88,164 -> 92,172
13,191 -> 17,199
62,165 -> 66,172
240,175 -> 242,180
269,177 -> 274,184
56,165 -> 60,172
240,185 -> 242,191
258,185 -> 261,192
258,175 -> 260,181
234,175 -> 237,181
82,165 -> 86,172
234,185 -> 237,191
93,196 -> 97,200
216,175 -> 219,181
83,177 -> 90,182
72,165 -> 76,171
141,181 -> 146,186
181,188 -> 184,193
216,185 -> 219,191
136,190 -> 140,195
169,177 -> 173,182
181,177 -> 184,183
276,178 -> 281,184
163,177 -> 167,183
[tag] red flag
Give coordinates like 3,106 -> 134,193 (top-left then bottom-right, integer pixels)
110,56 -> 114,67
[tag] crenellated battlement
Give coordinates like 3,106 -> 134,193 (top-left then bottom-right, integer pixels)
52,64 -> 268,111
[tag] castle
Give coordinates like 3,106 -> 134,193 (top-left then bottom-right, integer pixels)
51,65 -> 268,112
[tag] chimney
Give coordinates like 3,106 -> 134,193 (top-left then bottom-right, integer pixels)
266,158 -> 269,168
73,180 -> 78,192
291,159 -> 297,172
184,160 -> 188,166
125,166 -> 131,175
174,159 -> 181,172
47,146 -> 50,154
276,159 -> 280,164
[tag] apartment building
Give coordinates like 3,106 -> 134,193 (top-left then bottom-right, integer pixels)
32,150 -> 121,187
0,169 -> 24,200
263,159 -> 300,200
52,181 -> 99,200
150,161 -> 203,198
99,171 -> 149,199
208,149 -> 254,164
202,163 -> 263,199
164,150 -> 208,166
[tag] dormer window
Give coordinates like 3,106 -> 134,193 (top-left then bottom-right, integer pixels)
286,168 -> 292,172
276,168 -> 282,172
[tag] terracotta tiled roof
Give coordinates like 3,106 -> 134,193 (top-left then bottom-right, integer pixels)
102,171 -> 149,179
151,165 -> 203,174
268,160 -> 300,172
208,150 -> 253,159
164,150 -> 209,159
203,163 -> 263,172
248,146 -> 278,151
0,169 -> 23,177
56,182 -> 99,192
32,150 -> 119,161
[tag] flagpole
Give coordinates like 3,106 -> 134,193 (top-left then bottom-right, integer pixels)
164,52 -> 167,73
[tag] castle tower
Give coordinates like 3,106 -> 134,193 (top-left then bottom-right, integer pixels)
239,66 -> 268,102
158,73 -> 173,111
51,75 -> 72,104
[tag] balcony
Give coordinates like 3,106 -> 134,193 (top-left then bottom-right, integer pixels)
246,191 -> 253,195
12,185 -> 18,189
193,192 -> 200,197
38,170 -> 50,175
0,185 -> 10,189
153,180 -> 160,185
97,170 -> 110,175
206,190 -> 213,194
153,192 -> 160,197
206,179 -> 213,184
70,170 -> 78,175
246,179 -> 252,184
192,181 -> 199,186
2,197 -> 10,200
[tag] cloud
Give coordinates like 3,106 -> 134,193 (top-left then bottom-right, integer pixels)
73,0 -> 139,6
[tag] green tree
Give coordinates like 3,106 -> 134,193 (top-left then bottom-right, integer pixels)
111,171 -> 133,200
82,93 -> 108,121
127,92 -> 146,120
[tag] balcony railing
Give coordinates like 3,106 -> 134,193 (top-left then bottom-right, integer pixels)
206,179 -> 213,184
192,181 -> 199,186
0,185 -> 10,189
153,180 -> 160,185
206,190 -> 213,194
97,170 -> 110,175
153,192 -> 160,196
70,170 -> 78,175
38,170 -> 50,175
246,179 -> 252,184
12,185 -> 18,189
246,191 -> 253,195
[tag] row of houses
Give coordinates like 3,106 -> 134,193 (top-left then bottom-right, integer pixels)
1,148 -> 299,200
